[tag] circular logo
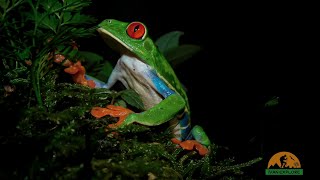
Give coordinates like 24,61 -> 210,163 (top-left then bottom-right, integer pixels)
267,151 -> 301,169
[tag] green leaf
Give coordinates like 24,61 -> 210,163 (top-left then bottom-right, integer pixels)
79,51 -> 113,82
40,0 -> 63,13
164,44 -> 201,67
120,89 -> 144,110
63,12 -> 73,23
16,47 -> 31,60
62,12 -> 96,25
265,96 -> 279,107
39,14 -> 59,32
79,51 -> 104,69
0,0 -> 9,10
13,66 -> 28,74
114,99 -> 127,108
155,31 -> 184,53
10,78 -> 29,85
94,61 -> 113,82
64,0 -> 91,11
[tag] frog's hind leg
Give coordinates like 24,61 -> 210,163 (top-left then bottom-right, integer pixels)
172,125 -> 211,156
190,125 -> 211,147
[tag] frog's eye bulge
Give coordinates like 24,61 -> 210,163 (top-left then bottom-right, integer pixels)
126,22 -> 146,39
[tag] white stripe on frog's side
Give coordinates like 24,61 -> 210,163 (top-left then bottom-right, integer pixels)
105,54 -> 164,110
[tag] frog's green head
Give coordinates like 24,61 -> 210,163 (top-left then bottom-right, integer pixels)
97,19 -> 159,66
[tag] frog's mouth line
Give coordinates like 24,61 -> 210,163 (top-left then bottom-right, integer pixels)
97,28 -> 132,51
97,28 -> 143,63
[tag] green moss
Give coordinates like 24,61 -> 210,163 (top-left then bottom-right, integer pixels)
0,1 -> 261,179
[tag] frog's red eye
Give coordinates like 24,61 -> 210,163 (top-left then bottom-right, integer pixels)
126,22 -> 146,39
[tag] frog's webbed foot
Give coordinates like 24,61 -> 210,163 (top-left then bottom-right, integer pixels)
63,60 -> 96,88
171,138 -> 209,156
91,105 -> 134,128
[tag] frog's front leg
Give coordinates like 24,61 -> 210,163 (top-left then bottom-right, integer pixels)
118,93 -> 186,126
91,93 -> 185,129
90,60 -> 186,128
92,93 -> 185,129
84,59 -> 123,89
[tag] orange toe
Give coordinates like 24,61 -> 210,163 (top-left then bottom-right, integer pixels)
87,80 -> 96,88
171,138 -> 182,144
107,113 -> 130,129
53,54 -> 66,64
194,143 -> 209,156
174,139 -> 209,156
106,105 -> 132,111
64,66 -> 79,74
91,105 -> 134,128
179,140 -> 195,151
91,107 -> 113,118
105,105 -> 134,117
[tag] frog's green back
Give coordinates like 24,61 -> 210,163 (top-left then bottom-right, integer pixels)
147,42 -> 190,111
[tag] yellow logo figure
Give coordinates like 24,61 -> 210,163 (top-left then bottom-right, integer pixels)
266,151 -> 303,175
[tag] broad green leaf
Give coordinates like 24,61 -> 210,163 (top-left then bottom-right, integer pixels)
70,27 -> 96,38
79,51 -> 113,82
155,31 -> 184,53
114,99 -> 127,108
40,15 -> 59,32
265,96 -> 279,107
94,61 -> 113,82
40,0 -> 62,13
56,45 -> 76,59
0,0 -> 9,10
63,12 -> 72,23
164,44 -> 201,67
63,12 -> 96,25
64,0 -> 91,11
16,47 -> 31,60
79,51 -> 103,69
120,89 -> 144,110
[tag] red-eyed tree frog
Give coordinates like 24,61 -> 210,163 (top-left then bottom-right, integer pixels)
76,19 -> 212,155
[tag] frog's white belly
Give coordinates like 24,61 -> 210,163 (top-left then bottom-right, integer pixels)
106,54 -> 163,110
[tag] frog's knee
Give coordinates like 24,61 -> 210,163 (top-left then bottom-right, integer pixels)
191,125 -> 211,146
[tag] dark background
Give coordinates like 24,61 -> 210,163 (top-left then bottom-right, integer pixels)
84,1 -> 305,178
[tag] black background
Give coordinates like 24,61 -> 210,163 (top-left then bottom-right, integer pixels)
83,1 -> 305,178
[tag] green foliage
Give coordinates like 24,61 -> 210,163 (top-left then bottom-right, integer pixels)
0,0 -> 97,107
155,31 -> 201,67
265,96 -> 279,107
0,1 -> 261,179
79,50 -> 114,82
156,31 -> 184,53
119,89 -> 145,110
164,44 -> 201,67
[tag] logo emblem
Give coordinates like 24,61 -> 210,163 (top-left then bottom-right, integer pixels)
266,151 -> 303,175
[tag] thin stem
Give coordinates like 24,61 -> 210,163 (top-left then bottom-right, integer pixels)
1,0 -> 25,51
28,0 -> 40,47
1,0 -> 25,22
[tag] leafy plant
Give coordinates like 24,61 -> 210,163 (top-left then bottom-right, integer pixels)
1,0 -> 97,107
265,96 -> 279,107
155,31 -> 201,67
0,1 -> 261,179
